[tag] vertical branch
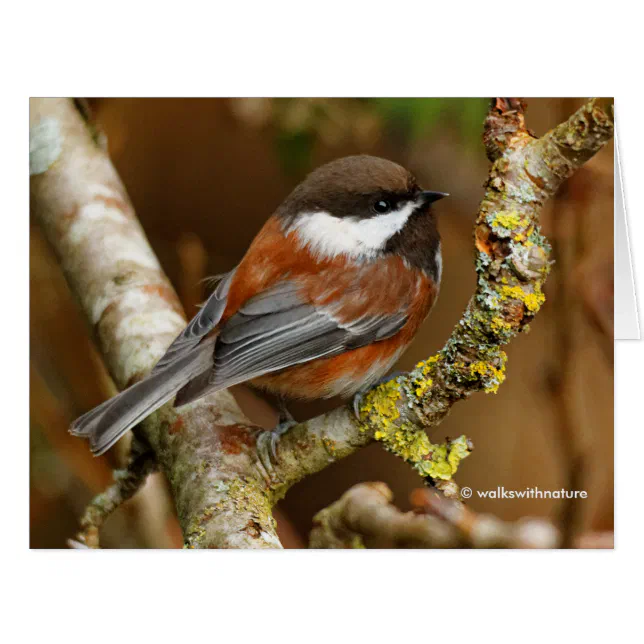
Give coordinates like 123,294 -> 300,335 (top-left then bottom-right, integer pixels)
31,98 -> 281,549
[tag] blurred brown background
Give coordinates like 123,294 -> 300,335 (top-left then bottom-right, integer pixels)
29,98 -> 614,548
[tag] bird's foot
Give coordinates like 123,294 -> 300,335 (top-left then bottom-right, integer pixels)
352,371 -> 407,421
256,418 -> 298,479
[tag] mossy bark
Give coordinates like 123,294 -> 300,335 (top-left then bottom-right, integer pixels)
31,97 -> 614,548
350,98 -> 614,480
30,98 -> 281,548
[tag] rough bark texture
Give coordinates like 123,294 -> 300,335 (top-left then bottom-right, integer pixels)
30,97 -> 614,548
31,98 -> 280,548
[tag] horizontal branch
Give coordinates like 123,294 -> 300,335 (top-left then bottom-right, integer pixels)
310,483 -> 560,549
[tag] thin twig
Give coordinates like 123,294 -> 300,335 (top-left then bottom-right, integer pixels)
69,438 -> 157,548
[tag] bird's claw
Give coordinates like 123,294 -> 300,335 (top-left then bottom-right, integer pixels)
353,391 -> 365,421
255,419 -> 297,479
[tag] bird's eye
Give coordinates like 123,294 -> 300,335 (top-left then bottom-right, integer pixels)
373,199 -> 392,214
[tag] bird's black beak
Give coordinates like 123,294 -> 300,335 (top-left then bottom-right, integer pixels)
420,190 -> 449,204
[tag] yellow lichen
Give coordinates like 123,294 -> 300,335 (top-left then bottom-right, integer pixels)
322,436 -> 337,457
466,354 -> 507,394
414,355 -> 440,373
225,478 -> 277,531
499,284 -> 546,313
469,361 -> 490,378
490,210 -> 528,231
447,435 -> 471,472
357,355 -> 475,481
408,354 -> 441,400
415,378 -> 433,397
359,375 -> 471,480
359,378 -> 402,428
490,316 -> 512,333
416,434 -> 473,480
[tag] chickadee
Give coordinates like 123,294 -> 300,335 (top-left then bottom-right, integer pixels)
71,155 -> 447,456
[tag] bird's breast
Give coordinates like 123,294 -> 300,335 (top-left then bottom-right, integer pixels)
220,215 -> 439,400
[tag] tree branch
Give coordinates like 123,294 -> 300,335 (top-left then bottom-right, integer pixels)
69,437 -> 157,548
266,97 -> 614,490
31,97 -> 613,548
309,483 -> 560,549
31,98 -> 280,548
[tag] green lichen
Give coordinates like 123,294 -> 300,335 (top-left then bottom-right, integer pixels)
456,306 -> 510,347
490,315 -> 512,335
226,478 -> 276,531
476,280 -> 502,311
29,117 -> 62,175
417,435 -> 473,480
476,250 -> 492,270
184,505 -> 215,547
358,376 -> 471,480
526,225 -> 551,253
213,480 -> 230,493
447,435 -> 471,472
183,478 -> 276,547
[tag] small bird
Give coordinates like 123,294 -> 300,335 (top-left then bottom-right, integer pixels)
71,155 -> 447,457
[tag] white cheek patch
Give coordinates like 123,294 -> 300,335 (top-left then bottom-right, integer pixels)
289,201 -> 417,260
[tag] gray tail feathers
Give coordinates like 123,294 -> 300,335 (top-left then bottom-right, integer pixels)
173,369 -> 214,408
70,339 -> 216,456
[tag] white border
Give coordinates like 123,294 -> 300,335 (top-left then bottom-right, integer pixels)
4,2 -> 644,642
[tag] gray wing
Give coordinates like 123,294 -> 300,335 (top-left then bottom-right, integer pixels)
209,280 -> 407,390
151,269 -> 235,374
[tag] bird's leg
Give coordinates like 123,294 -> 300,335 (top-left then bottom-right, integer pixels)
256,396 -> 298,478
352,371 -> 407,420
276,395 -> 296,426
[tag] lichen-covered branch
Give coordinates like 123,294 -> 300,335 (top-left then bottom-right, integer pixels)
267,98 -> 614,491
310,483 -> 560,549
31,98 -> 281,548
32,98 -> 613,548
